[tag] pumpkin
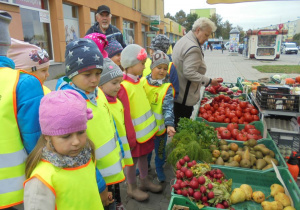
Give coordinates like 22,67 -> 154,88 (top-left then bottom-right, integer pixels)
296,76 -> 300,83
285,78 -> 295,85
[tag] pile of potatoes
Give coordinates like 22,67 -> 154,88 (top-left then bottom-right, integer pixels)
230,183 -> 295,210
211,139 -> 279,170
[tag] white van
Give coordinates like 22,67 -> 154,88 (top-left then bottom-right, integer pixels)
281,43 -> 298,54
224,42 -> 230,50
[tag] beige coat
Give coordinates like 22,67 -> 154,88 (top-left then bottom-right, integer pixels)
172,31 -> 211,106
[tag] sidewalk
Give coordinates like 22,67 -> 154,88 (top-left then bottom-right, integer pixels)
44,50 -> 300,210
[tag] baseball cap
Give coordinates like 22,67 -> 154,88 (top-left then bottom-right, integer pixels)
97,5 -> 110,14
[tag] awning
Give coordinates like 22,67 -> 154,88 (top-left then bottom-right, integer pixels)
206,0 -> 282,4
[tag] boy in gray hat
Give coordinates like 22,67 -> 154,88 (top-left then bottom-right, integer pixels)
142,50 -> 176,183
143,34 -> 179,99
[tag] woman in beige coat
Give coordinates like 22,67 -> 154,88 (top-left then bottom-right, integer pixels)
172,17 -> 222,126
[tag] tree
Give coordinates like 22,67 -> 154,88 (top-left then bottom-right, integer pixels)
174,10 -> 187,26
209,13 -> 223,38
185,13 -> 199,32
222,20 -> 232,40
165,12 -> 175,21
293,33 -> 300,45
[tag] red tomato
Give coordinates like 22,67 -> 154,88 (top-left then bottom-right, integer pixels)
247,133 -> 257,140
227,123 -> 239,131
244,114 -> 253,122
236,110 -> 242,118
215,116 -> 223,122
220,130 -> 231,139
208,116 -> 214,122
224,118 -> 231,123
200,107 -> 206,114
229,112 -> 236,119
213,104 -> 219,110
250,109 -> 259,115
239,101 -> 247,109
236,133 -> 248,141
244,124 -> 255,131
247,129 -> 261,135
204,104 -> 211,110
243,108 -> 251,113
224,96 -> 231,102
238,118 -> 244,124
218,127 -> 228,132
231,129 -> 240,139
247,104 -> 255,109
230,104 -> 237,110
253,115 -> 260,121
231,117 -> 239,123
219,94 -> 225,100
207,111 -> 212,115
202,113 -> 209,119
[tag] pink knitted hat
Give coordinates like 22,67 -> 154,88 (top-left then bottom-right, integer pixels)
7,38 -> 50,72
84,33 -> 108,58
39,89 -> 93,136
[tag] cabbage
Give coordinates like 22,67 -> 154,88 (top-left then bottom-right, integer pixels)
280,74 -> 288,80
272,74 -> 281,80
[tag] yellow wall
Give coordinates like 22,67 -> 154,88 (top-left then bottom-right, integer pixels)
164,18 -> 185,37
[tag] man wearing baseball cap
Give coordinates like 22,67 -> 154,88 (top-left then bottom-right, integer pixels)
86,5 -> 126,48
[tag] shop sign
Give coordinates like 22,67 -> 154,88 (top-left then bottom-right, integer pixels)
15,0 -> 42,9
150,26 -> 159,31
258,30 -> 279,35
39,11 -> 50,23
150,15 -> 160,25
146,33 -> 156,38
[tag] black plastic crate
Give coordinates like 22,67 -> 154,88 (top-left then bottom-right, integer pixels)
256,86 -> 300,112
269,130 -> 300,153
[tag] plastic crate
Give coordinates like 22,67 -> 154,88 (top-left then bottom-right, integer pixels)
195,119 -> 272,140
256,86 -> 300,112
170,168 -> 300,210
269,130 -> 300,153
212,139 -> 287,173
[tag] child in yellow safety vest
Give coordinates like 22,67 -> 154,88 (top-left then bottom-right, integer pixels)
99,58 -> 133,208
55,38 -> 125,208
118,44 -> 162,202
24,90 -> 105,209
141,50 -> 176,183
7,38 -> 52,95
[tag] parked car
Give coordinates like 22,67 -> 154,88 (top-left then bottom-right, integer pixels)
281,42 -> 298,54
238,44 -> 244,54
212,44 -> 222,50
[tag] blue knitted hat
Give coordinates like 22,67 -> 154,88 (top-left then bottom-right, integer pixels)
65,38 -> 103,79
105,40 -> 123,58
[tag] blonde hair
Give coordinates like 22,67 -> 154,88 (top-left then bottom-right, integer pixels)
25,135 -> 96,179
192,17 -> 217,33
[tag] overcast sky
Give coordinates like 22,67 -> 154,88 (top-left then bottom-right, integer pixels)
164,0 -> 300,30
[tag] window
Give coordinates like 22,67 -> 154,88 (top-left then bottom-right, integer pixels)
123,20 -> 135,45
90,11 -> 96,26
18,0 -> 53,59
111,16 -> 117,26
137,0 -> 141,11
63,4 -> 79,45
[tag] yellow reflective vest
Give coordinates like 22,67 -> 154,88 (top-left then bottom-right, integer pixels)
43,85 -> 51,95
141,78 -> 174,136
86,88 -> 125,185
108,99 -> 133,167
121,79 -> 158,143
142,58 -> 173,77
25,159 -> 103,210
0,68 -> 30,208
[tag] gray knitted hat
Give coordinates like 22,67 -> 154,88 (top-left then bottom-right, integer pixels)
0,11 -> 12,56
65,38 -> 103,79
150,50 -> 170,70
120,44 -> 147,69
150,34 -> 170,53
99,58 -> 123,86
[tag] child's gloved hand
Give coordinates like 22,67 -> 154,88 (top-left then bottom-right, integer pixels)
167,126 -> 176,138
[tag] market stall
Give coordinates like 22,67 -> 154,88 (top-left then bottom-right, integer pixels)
167,76 -> 300,210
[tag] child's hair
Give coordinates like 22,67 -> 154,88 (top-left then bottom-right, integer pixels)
120,44 -> 147,69
104,40 -> 123,58
25,135 -> 96,178
65,38 -> 104,79
84,33 -> 109,58
99,58 -> 123,86
150,50 -> 170,70
7,38 -> 50,72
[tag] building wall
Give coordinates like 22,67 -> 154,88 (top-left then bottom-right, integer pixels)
164,18 -> 186,42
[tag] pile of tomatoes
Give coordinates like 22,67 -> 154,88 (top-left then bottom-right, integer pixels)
198,95 -> 259,124
215,123 -> 262,141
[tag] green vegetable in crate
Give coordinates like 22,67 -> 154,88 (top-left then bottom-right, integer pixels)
272,74 -> 281,80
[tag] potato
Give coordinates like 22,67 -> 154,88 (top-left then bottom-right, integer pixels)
283,207 -> 296,210
274,192 -> 291,207
261,201 -> 283,210
252,191 -> 265,203
240,184 -> 253,200
230,188 -> 246,204
270,184 -> 285,197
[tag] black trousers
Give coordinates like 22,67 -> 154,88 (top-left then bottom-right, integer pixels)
174,102 -> 194,128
